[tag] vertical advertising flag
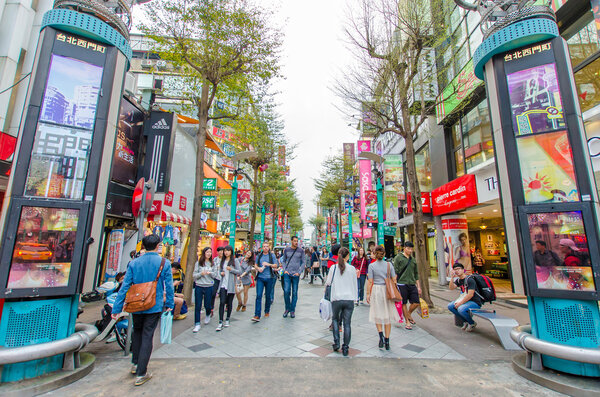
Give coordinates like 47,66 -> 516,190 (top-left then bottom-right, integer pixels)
236,189 -> 251,222
343,143 -> 355,166
218,189 -> 232,222
255,212 -> 262,233
341,212 -> 349,234
384,154 -> 404,195
384,193 -> 400,222
359,159 -> 373,220
106,229 -> 124,277
357,140 -> 371,153
265,212 -> 273,238
365,190 -> 378,221
278,145 -> 286,166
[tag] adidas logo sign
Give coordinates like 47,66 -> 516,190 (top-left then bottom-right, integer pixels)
152,118 -> 170,130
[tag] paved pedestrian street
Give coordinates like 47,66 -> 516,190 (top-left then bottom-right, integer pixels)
153,281 -> 464,360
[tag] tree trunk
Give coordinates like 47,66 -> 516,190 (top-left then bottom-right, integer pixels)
248,166 -> 259,251
403,131 -> 433,307
183,84 -> 210,303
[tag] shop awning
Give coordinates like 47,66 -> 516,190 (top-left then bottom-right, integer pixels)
204,163 -> 231,189
162,109 -> 225,155
147,210 -> 192,225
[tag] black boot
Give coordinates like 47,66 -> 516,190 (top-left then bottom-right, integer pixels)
332,343 -> 340,352
384,337 -> 390,351
342,345 -> 349,356
378,333 -> 384,348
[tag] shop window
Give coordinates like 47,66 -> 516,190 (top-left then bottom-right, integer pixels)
527,211 -> 594,291
575,56 -> 600,114
461,101 -> 494,172
415,144 -> 432,192
567,19 -> 600,68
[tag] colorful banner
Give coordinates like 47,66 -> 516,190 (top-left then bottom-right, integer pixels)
357,140 -> 371,153
385,193 -> 399,222
341,212 -> 349,234
255,212 -> 262,234
343,143 -> 355,166
442,215 -> 472,278
359,159 -> 372,220
431,174 -> 478,216
435,59 -> 483,123
218,189 -> 232,222
106,229 -> 124,278
384,154 -> 404,193
236,189 -> 251,223
365,190 -> 378,221
352,219 -> 362,238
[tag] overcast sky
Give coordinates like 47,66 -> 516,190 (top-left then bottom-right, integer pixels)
264,0 -> 358,238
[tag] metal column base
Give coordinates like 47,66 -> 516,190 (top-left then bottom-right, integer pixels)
0,352 -> 95,397
513,353 -> 600,397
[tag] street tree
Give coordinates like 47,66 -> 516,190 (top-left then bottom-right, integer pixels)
308,214 -> 325,244
336,0 -> 454,306
139,0 -> 281,302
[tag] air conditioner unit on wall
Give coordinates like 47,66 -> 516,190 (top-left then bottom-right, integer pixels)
141,59 -> 152,69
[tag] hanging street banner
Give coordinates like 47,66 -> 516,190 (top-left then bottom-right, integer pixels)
365,190 -> 378,221
343,143 -> 355,166
385,193 -> 400,222
236,189 -> 251,223
106,229 -> 124,278
384,154 -> 404,198
359,159 -> 372,220
255,212 -> 262,233
218,188 -> 232,221
341,212 -> 349,234
357,140 -> 371,153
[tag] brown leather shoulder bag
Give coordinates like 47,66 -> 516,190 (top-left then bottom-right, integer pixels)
124,257 -> 166,313
385,262 -> 403,302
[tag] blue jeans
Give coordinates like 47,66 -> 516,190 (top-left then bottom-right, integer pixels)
447,300 -> 480,325
283,274 -> 300,312
255,277 -> 272,318
194,285 -> 213,324
267,277 -> 275,306
358,274 -> 367,301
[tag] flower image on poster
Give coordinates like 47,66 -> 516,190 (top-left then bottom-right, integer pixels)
364,190 -> 378,221
506,63 -> 566,136
218,189 -> 232,222
442,215 -> 472,278
7,207 -> 79,289
25,54 -> 103,200
516,130 -> 578,203
236,189 -> 251,223
528,211 -> 595,291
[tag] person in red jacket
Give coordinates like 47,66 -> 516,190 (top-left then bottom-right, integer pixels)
352,246 -> 369,305
328,244 -> 340,269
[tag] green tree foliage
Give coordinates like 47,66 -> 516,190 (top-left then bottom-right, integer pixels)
139,0 -> 282,302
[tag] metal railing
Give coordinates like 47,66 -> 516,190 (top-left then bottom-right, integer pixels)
0,323 -> 98,371
510,325 -> 600,371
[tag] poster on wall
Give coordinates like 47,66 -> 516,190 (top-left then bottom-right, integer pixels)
25,54 -> 103,200
516,130 -> 578,203
384,154 -> 404,196
385,193 -> 399,222
236,189 -> 251,223
112,99 -> 143,186
441,214 -> 472,278
506,62 -> 566,136
7,207 -> 79,289
365,190 -> 378,221
218,189 -> 232,221
105,229 -> 124,278
528,211 -> 595,291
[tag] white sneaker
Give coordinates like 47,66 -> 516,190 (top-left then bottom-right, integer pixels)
216,322 -> 223,332
204,314 -> 211,325
224,320 -> 230,327
193,324 -> 201,333
465,322 -> 477,332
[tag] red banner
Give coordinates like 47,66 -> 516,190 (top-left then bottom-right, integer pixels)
431,174 -> 478,216
164,191 -> 174,207
405,192 -> 432,214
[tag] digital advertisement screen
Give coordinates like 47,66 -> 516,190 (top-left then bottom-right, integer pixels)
25,54 -> 103,200
112,99 -> 143,186
516,130 -> 578,203
528,211 -> 595,291
7,206 -> 79,289
507,63 -> 566,136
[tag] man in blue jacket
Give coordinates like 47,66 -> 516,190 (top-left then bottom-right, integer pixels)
112,234 -> 174,386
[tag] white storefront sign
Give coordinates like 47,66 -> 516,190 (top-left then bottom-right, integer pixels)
475,163 -> 499,203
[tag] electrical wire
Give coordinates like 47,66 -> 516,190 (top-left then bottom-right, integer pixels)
0,73 -> 31,95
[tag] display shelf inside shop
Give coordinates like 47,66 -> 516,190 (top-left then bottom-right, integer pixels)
487,261 -> 509,278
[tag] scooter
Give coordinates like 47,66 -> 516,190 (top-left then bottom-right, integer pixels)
93,286 -> 129,350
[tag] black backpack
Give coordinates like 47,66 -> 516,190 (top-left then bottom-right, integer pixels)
257,252 -> 276,276
468,274 -> 496,303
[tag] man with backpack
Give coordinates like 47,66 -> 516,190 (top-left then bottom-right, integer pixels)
448,263 -> 483,332
251,242 -> 278,322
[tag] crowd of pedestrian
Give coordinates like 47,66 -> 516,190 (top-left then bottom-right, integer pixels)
110,232 -> 493,387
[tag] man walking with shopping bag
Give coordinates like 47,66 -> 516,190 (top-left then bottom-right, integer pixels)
112,234 -> 174,386
393,242 -> 421,330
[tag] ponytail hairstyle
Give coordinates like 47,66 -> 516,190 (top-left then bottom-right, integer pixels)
337,247 -> 349,274
374,245 -> 385,261
198,247 -> 212,267
223,245 -> 234,271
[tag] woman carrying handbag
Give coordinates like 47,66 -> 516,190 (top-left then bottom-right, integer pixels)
351,247 -> 369,305
366,246 -> 400,350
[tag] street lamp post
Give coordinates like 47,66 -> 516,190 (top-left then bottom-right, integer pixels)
358,152 -> 385,246
339,189 -> 353,253
260,190 -> 275,244
229,151 -> 258,247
